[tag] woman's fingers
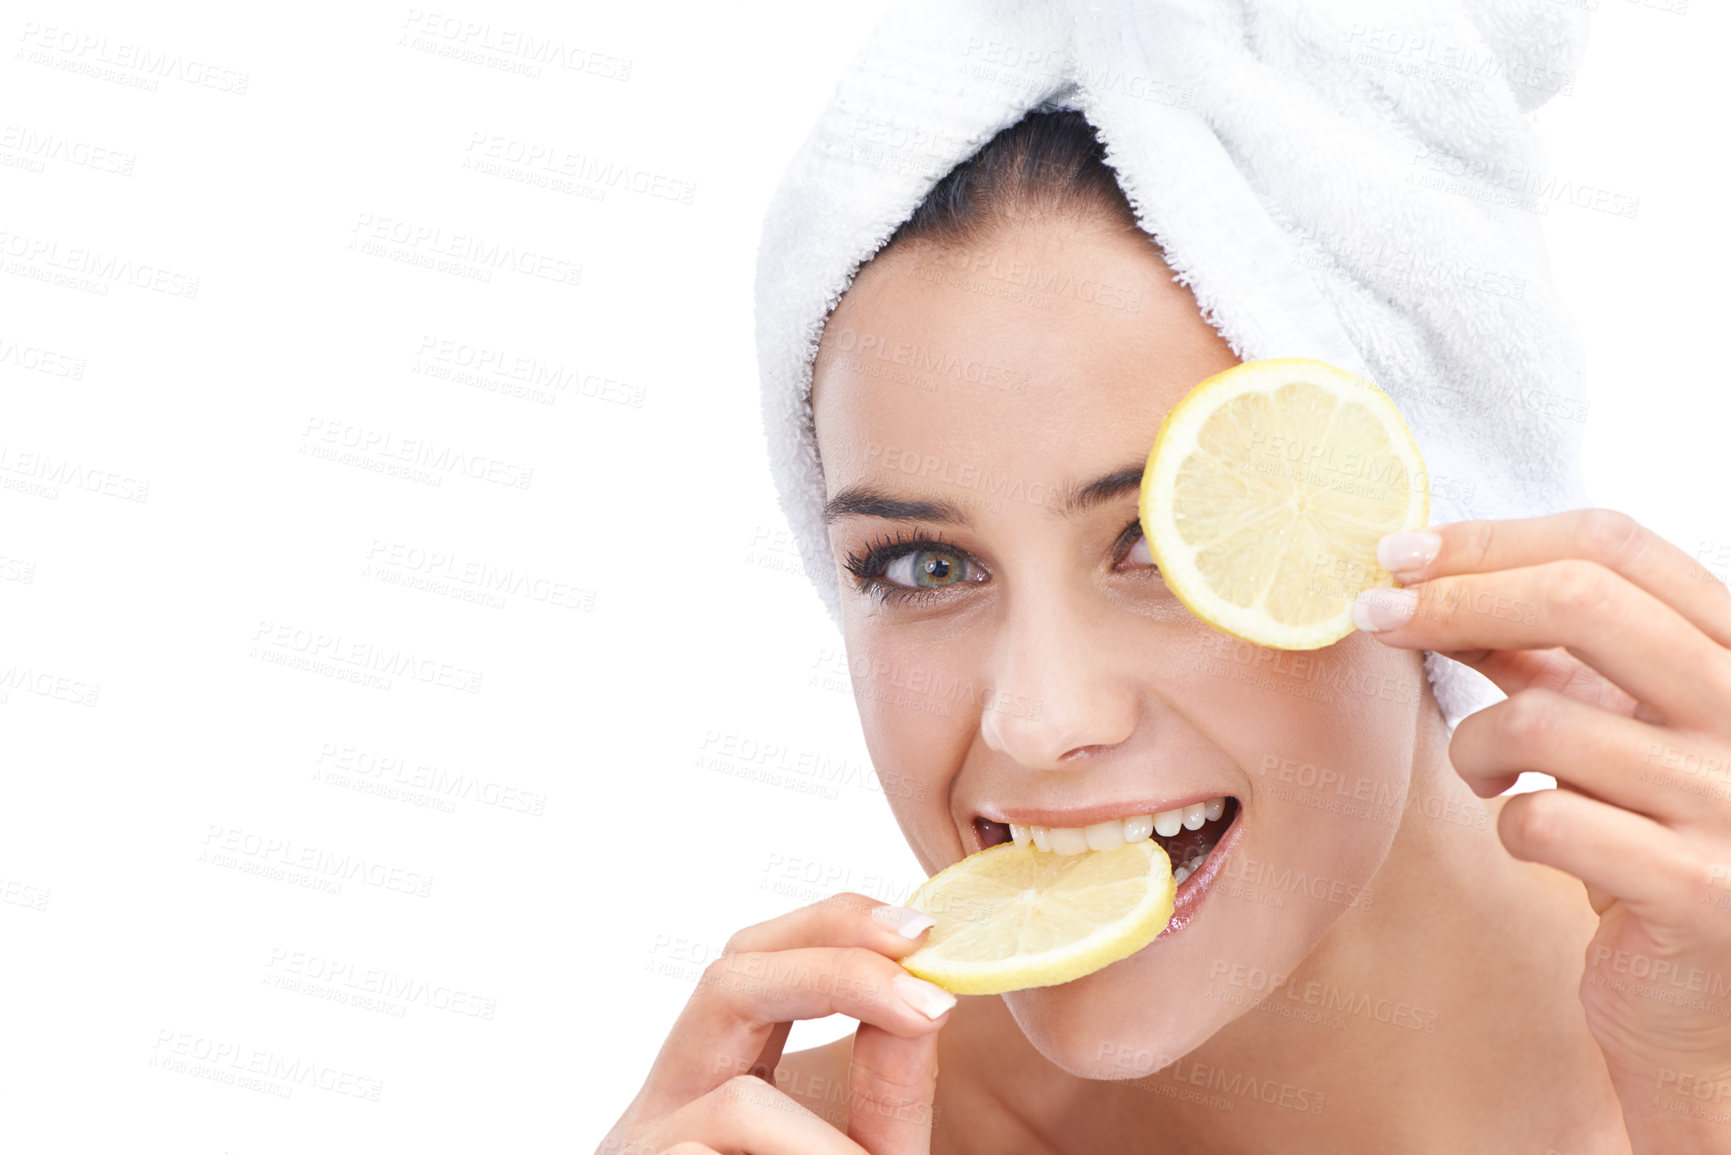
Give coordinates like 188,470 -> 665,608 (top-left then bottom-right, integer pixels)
725,892 -> 936,958
1450,689 -> 1724,824
1358,558 -> 1731,730
1439,645 -> 1639,717
645,947 -> 952,1113
633,895 -> 951,1119
642,1019 -> 945,1155
1496,785 -> 1698,917
746,1021 -> 795,1081
1382,512 -> 1731,1142
643,1075 -> 874,1155
1382,511 -> 1731,649
847,1025 -> 941,1155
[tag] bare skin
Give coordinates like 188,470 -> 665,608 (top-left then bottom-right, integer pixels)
789,214 -> 1626,1151
602,211 -> 1731,1154
775,714 -> 1620,1153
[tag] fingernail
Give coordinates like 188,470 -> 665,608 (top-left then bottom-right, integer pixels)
871,904 -> 936,939
1376,531 -> 1440,578
893,972 -> 957,1020
1353,587 -> 1418,633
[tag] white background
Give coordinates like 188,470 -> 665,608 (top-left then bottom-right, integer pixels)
1,2 -> 1725,1152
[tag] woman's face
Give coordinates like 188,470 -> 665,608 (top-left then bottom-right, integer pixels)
809,214 -> 1428,1076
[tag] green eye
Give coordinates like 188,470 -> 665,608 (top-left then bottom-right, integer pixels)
885,547 -> 976,589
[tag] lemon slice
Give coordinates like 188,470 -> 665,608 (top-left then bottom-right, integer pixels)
1139,358 -> 1429,650
898,840 -> 1174,995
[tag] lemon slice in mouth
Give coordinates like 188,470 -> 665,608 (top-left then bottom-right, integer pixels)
1138,357 -> 1430,650
898,839 -> 1175,995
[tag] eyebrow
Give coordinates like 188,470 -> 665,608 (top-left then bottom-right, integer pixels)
822,461 -> 1146,525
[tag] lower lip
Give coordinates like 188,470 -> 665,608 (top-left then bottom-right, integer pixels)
1158,801 -> 1246,938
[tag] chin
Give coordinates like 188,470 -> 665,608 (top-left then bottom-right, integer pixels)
1005,990 -> 1231,1079
993,814 -> 1335,1080
999,915 -> 1249,1079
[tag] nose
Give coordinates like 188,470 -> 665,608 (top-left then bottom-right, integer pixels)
978,582 -> 1140,769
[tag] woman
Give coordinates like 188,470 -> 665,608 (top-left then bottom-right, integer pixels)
604,8 -> 1731,1153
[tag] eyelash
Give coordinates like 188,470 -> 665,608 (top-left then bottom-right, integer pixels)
843,518 -> 1151,606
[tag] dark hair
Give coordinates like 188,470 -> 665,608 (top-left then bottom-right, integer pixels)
883,107 -> 1140,251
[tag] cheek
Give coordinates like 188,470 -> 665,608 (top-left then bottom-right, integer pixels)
841,619 -> 982,869
1226,636 -> 1426,891
998,642 -> 1424,1079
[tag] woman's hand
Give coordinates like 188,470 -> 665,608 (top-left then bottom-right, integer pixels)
598,893 -> 954,1155
1353,509 -> 1731,1150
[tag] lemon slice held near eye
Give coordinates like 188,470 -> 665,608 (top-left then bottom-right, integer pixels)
1139,358 -> 1430,651
898,839 -> 1175,995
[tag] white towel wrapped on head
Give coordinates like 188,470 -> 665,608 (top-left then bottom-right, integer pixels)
754,0 -> 1594,729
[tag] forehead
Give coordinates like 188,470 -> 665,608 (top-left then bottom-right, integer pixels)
810,218 -> 1240,495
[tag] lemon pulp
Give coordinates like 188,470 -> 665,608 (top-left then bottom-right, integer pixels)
1139,357 -> 1429,650
899,840 -> 1174,995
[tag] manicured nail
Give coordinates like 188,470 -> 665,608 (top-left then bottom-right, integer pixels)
1376,531 -> 1441,578
1353,587 -> 1418,633
871,904 -> 936,939
893,972 -> 957,1020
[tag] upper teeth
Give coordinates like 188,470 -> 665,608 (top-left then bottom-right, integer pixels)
1010,797 -> 1230,856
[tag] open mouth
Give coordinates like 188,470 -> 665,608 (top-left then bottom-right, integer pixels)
973,796 -> 1242,888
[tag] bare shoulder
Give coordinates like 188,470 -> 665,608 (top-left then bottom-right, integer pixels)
773,1032 -> 857,1132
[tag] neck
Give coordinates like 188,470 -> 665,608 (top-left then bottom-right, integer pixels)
1185,699 -> 1620,1149
943,700 -> 1628,1154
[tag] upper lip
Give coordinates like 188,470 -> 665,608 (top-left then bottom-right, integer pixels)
978,793 -> 1236,828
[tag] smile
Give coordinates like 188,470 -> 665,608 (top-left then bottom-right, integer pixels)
973,796 -> 1243,911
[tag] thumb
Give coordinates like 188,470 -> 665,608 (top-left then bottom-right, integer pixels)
846,1021 -> 941,1155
